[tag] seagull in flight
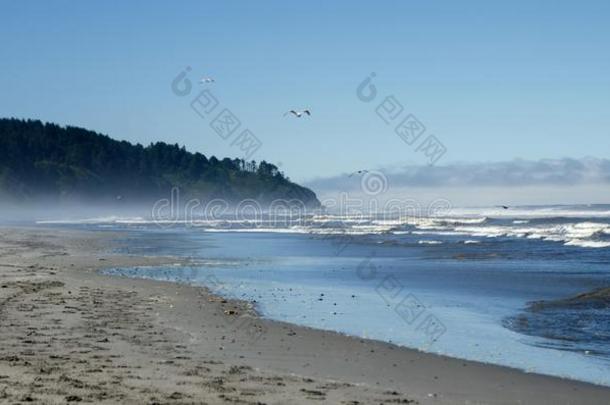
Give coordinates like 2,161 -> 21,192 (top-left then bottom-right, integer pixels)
284,109 -> 311,118
200,77 -> 215,84
348,169 -> 369,178
497,205 -> 510,210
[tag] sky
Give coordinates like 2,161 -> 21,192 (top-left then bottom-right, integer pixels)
1,1 -> 609,204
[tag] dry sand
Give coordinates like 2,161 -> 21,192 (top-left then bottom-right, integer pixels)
0,226 -> 608,404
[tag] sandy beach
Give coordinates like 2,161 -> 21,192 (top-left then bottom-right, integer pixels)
0,226 -> 609,404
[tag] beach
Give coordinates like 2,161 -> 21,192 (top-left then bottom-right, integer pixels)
0,226 -> 609,404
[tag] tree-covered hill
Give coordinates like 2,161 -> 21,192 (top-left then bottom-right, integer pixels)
0,118 -> 320,206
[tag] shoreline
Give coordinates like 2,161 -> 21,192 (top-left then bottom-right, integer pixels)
1,226 -> 609,404
105,266 -> 610,390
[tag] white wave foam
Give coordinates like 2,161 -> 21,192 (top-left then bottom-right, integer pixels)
445,207 -> 610,219
36,207 -> 610,248
561,222 -> 609,239
440,222 -> 610,248
564,240 -> 610,248
418,240 -> 443,245
411,230 -> 469,236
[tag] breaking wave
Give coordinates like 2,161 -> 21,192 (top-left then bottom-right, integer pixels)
36,204 -> 610,249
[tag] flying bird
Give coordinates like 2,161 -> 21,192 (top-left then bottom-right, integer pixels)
348,170 -> 369,178
200,77 -> 215,83
498,205 -> 510,210
284,109 -> 311,118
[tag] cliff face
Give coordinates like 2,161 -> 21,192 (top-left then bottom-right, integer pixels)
0,118 -> 320,207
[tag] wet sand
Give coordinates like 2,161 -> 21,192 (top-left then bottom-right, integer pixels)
0,226 -> 609,404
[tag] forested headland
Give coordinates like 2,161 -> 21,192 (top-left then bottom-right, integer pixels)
0,118 -> 320,207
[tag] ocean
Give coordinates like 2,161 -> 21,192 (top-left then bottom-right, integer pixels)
39,204 -> 610,386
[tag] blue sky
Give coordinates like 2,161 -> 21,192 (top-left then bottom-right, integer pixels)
1,1 -> 609,191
